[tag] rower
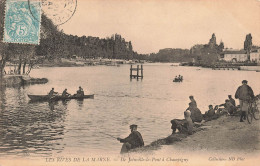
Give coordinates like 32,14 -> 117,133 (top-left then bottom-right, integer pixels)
75,86 -> 84,97
48,88 -> 58,97
62,88 -> 71,97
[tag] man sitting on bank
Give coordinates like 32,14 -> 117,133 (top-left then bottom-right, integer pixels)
117,124 -> 144,153
203,105 -> 219,121
186,102 -> 203,123
228,95 -> 236,107
171,110 -> 193,135
219,99 -> 236,115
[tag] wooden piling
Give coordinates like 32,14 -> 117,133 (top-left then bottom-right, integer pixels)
141,65 -> 143,78
130,65 -> 133,78
137,65 -> 139,78
130,64 -> 143,79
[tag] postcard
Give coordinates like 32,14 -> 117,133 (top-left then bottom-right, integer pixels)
0,0 -> 260,166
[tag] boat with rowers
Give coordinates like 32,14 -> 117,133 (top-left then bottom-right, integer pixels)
28,94 -> 94,101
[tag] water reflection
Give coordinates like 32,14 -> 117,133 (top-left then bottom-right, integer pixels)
48,101 -> 58,111
0,86 -> 68,157
77,99 -> 84,110
62,100 -> 69,106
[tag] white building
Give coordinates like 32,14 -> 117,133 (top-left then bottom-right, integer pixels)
250,49 -> 260,63
220,50 -> 247,62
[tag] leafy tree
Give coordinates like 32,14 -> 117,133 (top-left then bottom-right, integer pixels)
218,41 -> 224,53
0,0 -> 8,77
208,33 -> 217,49
244,33 -> 252,61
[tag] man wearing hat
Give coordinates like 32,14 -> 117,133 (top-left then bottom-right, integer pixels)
235,80 -> 254,122
117,124 -> 144,153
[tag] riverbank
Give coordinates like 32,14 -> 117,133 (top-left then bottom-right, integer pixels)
38,58 -> 141,67
133,114 -> 260,155
0,75 -> 48,87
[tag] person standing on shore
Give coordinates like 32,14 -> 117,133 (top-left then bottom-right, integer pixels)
117,124 -> 144,153
235,80 -> 255,122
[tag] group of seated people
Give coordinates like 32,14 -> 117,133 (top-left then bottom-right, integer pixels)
48,86 -> 85,98
170,95 -> 238,136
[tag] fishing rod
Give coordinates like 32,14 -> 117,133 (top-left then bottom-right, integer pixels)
99,132 -> 118,139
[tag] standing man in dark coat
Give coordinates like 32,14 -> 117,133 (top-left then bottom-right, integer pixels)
117,124 -> 144,153
235,80 -> 254,122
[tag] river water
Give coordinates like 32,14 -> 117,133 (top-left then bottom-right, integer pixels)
0,63 -> 259,158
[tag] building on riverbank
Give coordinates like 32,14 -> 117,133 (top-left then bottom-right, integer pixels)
250,49 -> 260,63
220,49 -> 247,62
220,48 -> 260,63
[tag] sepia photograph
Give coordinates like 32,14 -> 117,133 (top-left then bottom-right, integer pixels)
0,0 -> 260,165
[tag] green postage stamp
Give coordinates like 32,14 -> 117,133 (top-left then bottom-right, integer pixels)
3,0 -> 41,45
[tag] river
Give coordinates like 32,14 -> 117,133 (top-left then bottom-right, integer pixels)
0,63 -> 259,158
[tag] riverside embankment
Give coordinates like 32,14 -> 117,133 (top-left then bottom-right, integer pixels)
135,114 -> 259,153
135,107 -> 260,161
0,75 -> 48,87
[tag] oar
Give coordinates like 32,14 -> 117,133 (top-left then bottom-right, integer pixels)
99,132 -> 118,139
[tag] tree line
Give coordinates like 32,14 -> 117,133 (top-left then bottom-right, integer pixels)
147,33 -> 258,66
1,0 -> 259,77
0,0 -> 143,77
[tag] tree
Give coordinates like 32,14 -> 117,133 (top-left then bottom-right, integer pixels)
7,43 -> 35,75
218,41 -> 224,53
0,0 -> 7,77
0,43 -> 9,77
244,33 -> 252,61
208,33 -> 217,49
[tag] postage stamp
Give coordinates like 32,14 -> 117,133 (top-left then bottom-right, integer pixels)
3,0 -> 41,45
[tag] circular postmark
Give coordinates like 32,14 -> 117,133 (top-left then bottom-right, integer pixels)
28,0 -> 77,26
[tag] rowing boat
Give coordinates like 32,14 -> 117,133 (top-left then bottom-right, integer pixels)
28,94 -> 94,101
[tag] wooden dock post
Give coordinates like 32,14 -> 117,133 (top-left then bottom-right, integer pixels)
130,65 -> 133,78
130,64 -> 143,79
137,65 -> 139,78
141,65 -> 143,78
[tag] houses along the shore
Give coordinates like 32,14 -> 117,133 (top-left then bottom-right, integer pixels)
220,48 -> 260,63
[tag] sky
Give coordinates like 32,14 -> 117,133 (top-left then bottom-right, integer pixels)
60,0 -> 260,54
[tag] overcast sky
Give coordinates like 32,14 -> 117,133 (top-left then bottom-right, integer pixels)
60,0 -> 260,54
